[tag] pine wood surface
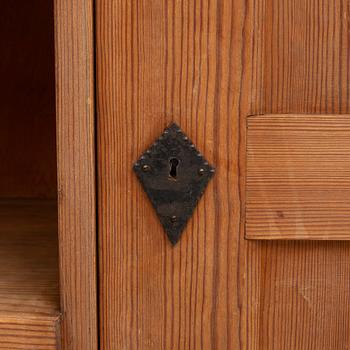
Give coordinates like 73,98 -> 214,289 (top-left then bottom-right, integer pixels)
96,0 -> 350,348
55,0 -> 98,348
96,0 -> 243,348
246,114 -> 350,240
0,199 -> 60,349
0,317 -> 60,350
242,0 -> 350,348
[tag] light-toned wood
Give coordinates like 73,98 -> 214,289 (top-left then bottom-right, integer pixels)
96,0 -> 244,348
241,0 -> 350,348
0,199 -> 60,349
246,114 -> 350,240
54,0 -> 98,348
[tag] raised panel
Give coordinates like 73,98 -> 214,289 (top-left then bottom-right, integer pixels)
246,114 -> 350,240
243,0 -> 350,348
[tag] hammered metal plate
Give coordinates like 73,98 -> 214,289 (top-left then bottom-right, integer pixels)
133,123 -> 215,245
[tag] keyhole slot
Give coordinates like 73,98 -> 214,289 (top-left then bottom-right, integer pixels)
169,158 -> 180,179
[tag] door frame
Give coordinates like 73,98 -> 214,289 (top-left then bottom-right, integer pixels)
54,0 -> 98,348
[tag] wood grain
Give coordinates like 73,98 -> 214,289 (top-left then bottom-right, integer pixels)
96,0 -> 350,348
54,0 -> 98,348
241,0 -> 350,348
0,1 -> 57,199
247,0 -> 350,115
96,0 -> 244,348
245,241 -> 350,349
0,317 -> 60,350
246,114 -> 350,240
0,199 -> 60,349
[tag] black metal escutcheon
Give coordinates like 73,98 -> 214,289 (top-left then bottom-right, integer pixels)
133,123 -> 215,245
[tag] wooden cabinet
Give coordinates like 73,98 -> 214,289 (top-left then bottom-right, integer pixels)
95,0 -> 350,349
1,0 -> 350,349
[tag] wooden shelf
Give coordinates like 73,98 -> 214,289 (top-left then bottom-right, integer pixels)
0,199 -> 60,349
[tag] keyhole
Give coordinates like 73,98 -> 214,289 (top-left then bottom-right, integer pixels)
169,158 -> 179,179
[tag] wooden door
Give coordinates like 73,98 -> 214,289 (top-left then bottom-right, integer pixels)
96,0 -> 350,349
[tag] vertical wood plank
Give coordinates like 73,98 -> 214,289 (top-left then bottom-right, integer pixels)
96,0 -> 246,348
54,0 -> 98,348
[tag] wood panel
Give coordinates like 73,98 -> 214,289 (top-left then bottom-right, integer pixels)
246,114 -> 350,240
0,1 -> 57,199
248,0 -> 350,115
54,0 -> 98,348
245,241 -> 350,349
0,199 -> 60,349
242,0 -> 350,348
97,0 -> 350,348
96,0 -> 244,348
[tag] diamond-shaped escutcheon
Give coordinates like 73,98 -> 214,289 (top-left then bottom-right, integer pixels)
133,123 -> 215,245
